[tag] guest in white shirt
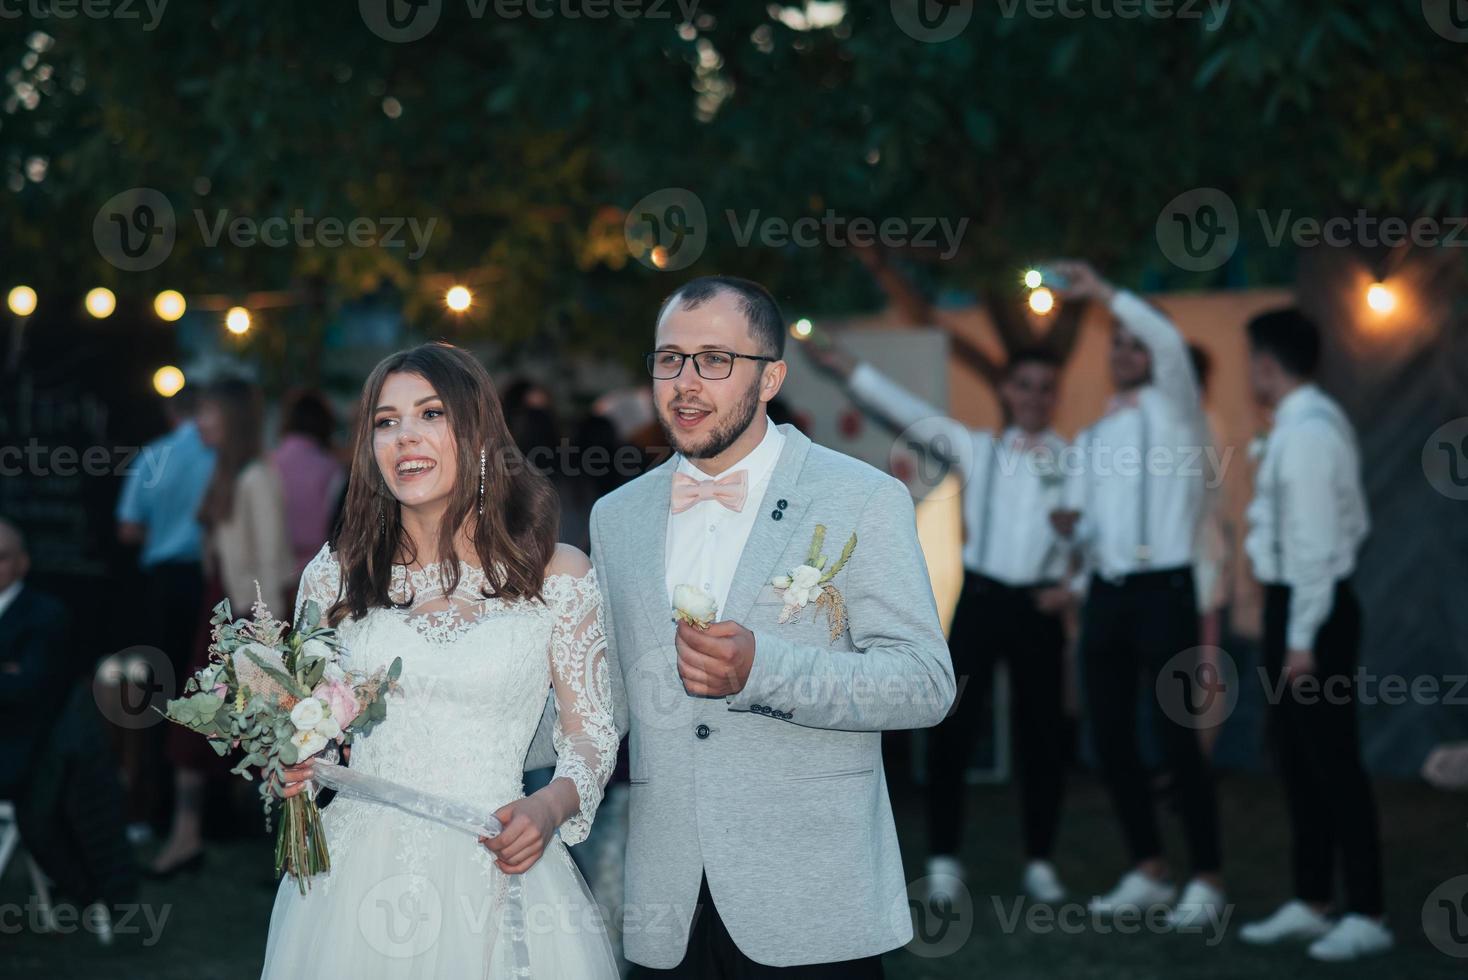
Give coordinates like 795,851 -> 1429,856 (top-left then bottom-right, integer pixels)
1046,260 -> 1224,928
806,337 -> 1074,904
1236,308 -> 1391,962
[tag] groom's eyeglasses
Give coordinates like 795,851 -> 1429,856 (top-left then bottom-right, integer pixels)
645,350 -> 776,381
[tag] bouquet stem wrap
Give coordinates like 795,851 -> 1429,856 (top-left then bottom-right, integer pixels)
276,792 -> 330,895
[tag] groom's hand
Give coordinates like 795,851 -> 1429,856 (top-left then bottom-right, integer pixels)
676,619 -> 755,696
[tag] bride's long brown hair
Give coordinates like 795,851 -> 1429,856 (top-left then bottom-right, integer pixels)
327,343 -> 559,625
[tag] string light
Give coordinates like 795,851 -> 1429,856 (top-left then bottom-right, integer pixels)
1365,282 -> 1397,315
1023,269 -> 1043,290
154,290 -> 186,322
7,285 -> 37,317
791,317 -> 813,340
85,287 -> 116,319
445,285 -> 472,312
225,306 -> 251,334
153,365 -> 185,397
1028,286 -> 1055,315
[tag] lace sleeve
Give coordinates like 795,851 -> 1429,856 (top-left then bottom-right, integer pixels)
294,543 -> 342,626
544,551 -> 617,846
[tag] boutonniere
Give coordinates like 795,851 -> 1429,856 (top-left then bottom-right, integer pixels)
771,524 -> 857,641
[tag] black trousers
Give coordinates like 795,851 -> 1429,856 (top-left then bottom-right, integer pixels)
140,559 -> 204,826
1080,567 -> 1222,873
927,572 -> 1068,860
631,875 -> 885,979
1262,581 -> 1384,916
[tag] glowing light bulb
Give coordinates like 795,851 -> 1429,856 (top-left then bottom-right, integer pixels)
7,285 -> 37,317
153,365 -> 185,397
445,286 -> 472,312
85,287 -> 116,319
1365,282 -> 1397,315
225,306 -> 251,334
791,318 -> 813,340
1028,286 -> 1055,315
1023,269 -> 1043,290
154,290 -> 186,321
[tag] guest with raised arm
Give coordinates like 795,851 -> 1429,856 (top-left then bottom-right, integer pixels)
1045,260 -> 1224,931
807,334 -> 1075,905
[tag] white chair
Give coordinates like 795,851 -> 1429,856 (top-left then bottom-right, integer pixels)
0,799 -> 59,932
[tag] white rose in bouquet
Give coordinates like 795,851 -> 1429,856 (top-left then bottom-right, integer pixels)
672,584 -> 718,629
290,727 -> 329,760
290,696 -> 326,731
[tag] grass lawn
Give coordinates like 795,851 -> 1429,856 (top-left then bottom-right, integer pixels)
1,772 -> 1460,979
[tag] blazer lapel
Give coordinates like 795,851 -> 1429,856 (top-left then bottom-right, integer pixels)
630,457 -> 678,639
721,425 -> 813,627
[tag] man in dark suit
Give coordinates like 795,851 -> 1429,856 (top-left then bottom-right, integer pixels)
0,518 -> 72,799
1,517 -> 137,931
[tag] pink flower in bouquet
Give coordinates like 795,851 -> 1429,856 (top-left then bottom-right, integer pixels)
312,678 -> 361,731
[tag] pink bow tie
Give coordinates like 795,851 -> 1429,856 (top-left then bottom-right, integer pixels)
671,469 -> 749,514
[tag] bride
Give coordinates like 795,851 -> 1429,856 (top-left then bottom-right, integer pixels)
259,342 -> 619,978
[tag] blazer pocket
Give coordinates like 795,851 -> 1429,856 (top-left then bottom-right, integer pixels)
782,767 -> 874,783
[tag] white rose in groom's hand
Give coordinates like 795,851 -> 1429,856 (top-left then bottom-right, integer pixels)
672,584 -> 718,630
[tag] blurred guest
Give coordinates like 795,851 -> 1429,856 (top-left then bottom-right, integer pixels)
272,388 -> 346,579
114,386 -> 215,834
1237,309 -> 1391,961
1048,261 -> 1223,928
0,518 -> 72,800
807,335 -> 1075,904
1,518 -> 137,929
151,377 -> 293,878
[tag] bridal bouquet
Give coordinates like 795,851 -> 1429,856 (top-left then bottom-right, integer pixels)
160,588 -> 402,893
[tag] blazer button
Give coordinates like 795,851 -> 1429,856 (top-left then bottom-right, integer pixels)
695,724 -> 711,740
771,510 -> 783,521
777,499 -> 788,510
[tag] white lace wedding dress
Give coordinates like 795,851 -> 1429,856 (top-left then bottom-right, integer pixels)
259,544 -> 619,979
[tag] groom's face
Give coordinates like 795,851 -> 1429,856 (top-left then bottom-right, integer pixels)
653,292 -> 775,461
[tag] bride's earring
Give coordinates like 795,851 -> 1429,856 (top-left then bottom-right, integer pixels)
477,448 -> 487,515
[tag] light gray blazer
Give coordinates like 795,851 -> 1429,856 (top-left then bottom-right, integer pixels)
584,423 -> 955,969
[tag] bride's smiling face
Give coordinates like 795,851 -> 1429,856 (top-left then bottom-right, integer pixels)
372,371 -> 459,509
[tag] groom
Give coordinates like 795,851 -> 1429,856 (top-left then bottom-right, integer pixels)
591,275 -> 955,977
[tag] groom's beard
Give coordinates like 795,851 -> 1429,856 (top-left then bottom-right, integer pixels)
658,375 -> 762,461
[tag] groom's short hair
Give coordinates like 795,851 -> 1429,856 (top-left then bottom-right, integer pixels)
658,275 -> 786,360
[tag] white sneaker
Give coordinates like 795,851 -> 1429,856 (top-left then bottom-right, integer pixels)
1088,870 -> 1177,915
1165,879 -> 1228,931
1022,860 -> 1067,903
923,855 -> 966,905
1239,900 -> 1332,945
1307,914 -> 1394,961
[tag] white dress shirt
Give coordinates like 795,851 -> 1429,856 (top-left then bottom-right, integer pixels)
1067,290 -> 1209,582
665,418 -> 787,618
0,580 -> 22,622
849,363 -> 1070,585
1245,383 -> 1369,650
